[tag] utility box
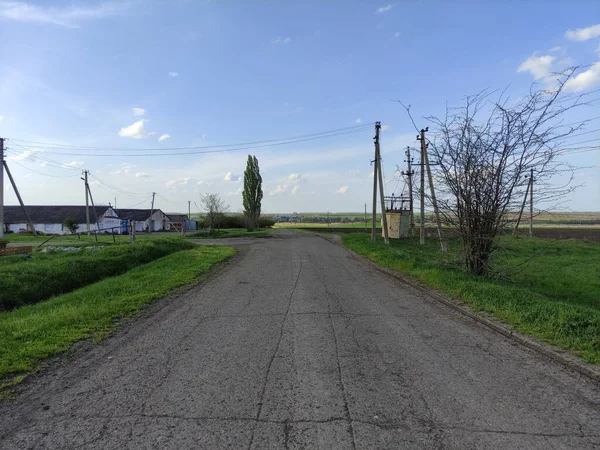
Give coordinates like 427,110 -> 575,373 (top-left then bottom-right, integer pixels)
382,211 -> 410,239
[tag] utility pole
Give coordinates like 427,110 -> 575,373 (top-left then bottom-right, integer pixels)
375,122 -> 389,244
114,197 -> 117,210
422,137 -> 446,252
3,160 -> 37,236
514,175 -> 531,234
364,203 -> 367,232
82,170 -> 90,236
529,168 -> 534,237
86,182 -> 100,235
402,146 -> 415,231
418,129 -> 426,245
188,200 -> 191,220
149,192 -> 156,233
0,138 -> 4,238
371,129 -> 378,241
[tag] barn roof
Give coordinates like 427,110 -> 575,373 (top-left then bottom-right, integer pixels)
114,209 -> 164,221
166,214 -> 188,223
3,205 -> 112,224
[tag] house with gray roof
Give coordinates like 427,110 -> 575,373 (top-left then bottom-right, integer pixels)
3,205 -> 121,235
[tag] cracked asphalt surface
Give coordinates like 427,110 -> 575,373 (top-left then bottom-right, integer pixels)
1,230 -> 599,449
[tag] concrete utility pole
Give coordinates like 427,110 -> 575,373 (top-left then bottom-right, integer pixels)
82,170 -> 90,236
513,175 -> 531,234
418,129 -> 426,245
371,129 -> 379,241
0,138 -> 4,238
188,200 -> 191,220
375,122 -> 389,244
86,182 -> 100,234
402,146 -> 415,231
422,136 -> 446,252
149,192 -> 156,233
529,168 -> 534,237
4,160 -> 37,236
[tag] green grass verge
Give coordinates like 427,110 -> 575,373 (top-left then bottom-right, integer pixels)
1,239 -> 195,311
0,245 -> 235,389
188,228 -> 272,239
342,234 -> 600,365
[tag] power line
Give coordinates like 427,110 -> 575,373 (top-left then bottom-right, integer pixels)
8,159 -> 81,178
8,124 -> 373,152
14,127 -> 373,157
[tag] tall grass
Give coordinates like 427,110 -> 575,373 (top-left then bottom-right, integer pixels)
0,239 -> 195,310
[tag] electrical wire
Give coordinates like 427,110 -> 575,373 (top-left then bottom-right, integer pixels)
123,196 -> 153,209
8,124 -> 373,152
16,127 -> 373,157
7,159 -> 81,178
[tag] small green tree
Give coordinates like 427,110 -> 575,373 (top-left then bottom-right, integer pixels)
242,155 -> 263,231
62,216 -> 79,234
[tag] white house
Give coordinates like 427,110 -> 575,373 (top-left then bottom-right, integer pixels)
3,205 -> 121,235
115,209 -> 171,232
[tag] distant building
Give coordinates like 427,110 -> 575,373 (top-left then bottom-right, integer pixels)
2,205 -> 120,235
166,213 -> 196,232
115,209 -> 171,232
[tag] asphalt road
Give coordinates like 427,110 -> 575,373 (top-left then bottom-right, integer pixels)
1,230 -> 599,449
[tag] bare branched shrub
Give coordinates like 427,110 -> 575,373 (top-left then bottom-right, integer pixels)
415,70 -> 585,275
199,193 -> 229,235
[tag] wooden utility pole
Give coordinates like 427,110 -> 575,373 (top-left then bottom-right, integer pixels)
364,203 -> 367,232
0,138 -> 4,238
371,131 -> 378,241
418,129 -> 426,245
149,192 -> 156,233
529,168 -> 534,237
422,137 -> 446,252
402,146 -> 415,231
375,122 -> 389,244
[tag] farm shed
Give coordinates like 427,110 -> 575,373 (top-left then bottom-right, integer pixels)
166,213 -> 196,232
2,205 -> 121,235
115,209 -> 171,232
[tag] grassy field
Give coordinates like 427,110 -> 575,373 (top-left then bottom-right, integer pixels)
343,234 -> 600,365
0,239 -> 195,311
188,229 -> 272,239
0,244 -> 235,392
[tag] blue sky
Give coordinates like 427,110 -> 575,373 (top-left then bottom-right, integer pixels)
0,0 -> 599,213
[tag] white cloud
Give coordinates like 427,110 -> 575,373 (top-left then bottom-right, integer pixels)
394,31 -> 401,38
135,172 -> 151,178
291,185 -> 299,195
132,107 -> 145,116
355,118 -> 362,124
0,1 -> 130,28
550,46 -> 562,52
168,71 -> 178,78
272,36 -> 291,45
165,177 -> 190,188
118,119 -> 148,139
0,115 -> 3,122
62,160 -> 84,169
9,148 -> 42,162
288,173 -> 301,182
269,184 -> 287,196
381,124 -> 390,132
564,62 -> 600,91
565,24 -> 600,42
224,172 -> 241,182
226,187 -> 243,197
158,133 -> 170,142
376,4 -> 392,14
517,54 -> 555,80
335,185 -> 349,195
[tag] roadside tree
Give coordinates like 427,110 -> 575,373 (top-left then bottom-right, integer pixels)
242,155 -> 263,231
